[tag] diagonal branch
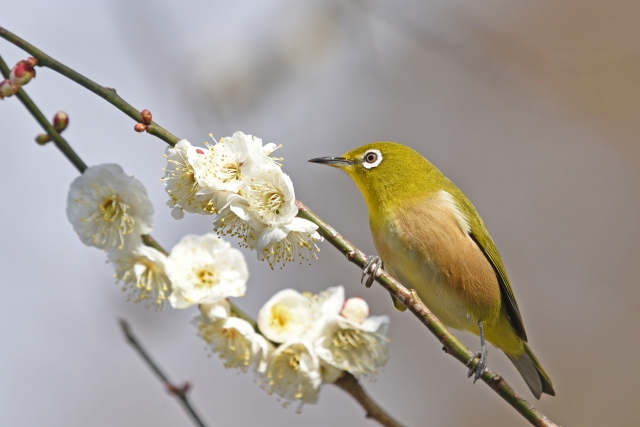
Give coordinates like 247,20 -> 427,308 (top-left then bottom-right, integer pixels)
0,28 -> 557,426
120,319 -> 209,427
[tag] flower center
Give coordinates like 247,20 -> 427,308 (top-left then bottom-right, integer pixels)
222,327 -> 240,340
196,266 -> 219,288
219,160 -> 243,182
118,256 -> 170,309
248,179 -> 284,220
83,187 -> 135,249
269,304 -> 293,332
100,196 -> 127,221
286,348 -> 301,371
333,329 -> 373,350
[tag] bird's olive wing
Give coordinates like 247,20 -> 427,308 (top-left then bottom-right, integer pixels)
469,231 -> 528,342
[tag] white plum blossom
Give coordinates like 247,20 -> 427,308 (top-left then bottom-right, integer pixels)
213,193 -> 264,249
239,166 -> 322,268
67,164 -> 154,250
257,286 -> 344,344
257,218 -> 322,269
194,285 -> 389,407
256,287 -> 350,403
107,244 -> 171,309
161,131 -> 322,268
166,234 -> 248,308
243,165 -> 297,226
162,139 -> 216,220
262,340 -> 322,407
315,296 -> 390,378
258,289 -> 314,343
196,300 -> 273,372
260,286 -> 390,379
193,132 -> 281,193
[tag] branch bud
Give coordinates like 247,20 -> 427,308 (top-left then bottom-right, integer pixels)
26,57 -> 38,68
53,111 -> 69,132
166,381 -> 190,396
140,109 -> 152,125
35,134 -> 51,145
0,79 -> 19,99
134,123 -> 148,133
9,60 -> 37,86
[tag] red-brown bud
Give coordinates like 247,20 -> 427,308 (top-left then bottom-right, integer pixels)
26,57 -> 38,68
140,109 -> 152,125
134,123 -> 148,133
9,60 -> 36,86
35,134 -> 51,145
166,382 -> 190,395
0,79 -> 18,98
53,111 -> 69,132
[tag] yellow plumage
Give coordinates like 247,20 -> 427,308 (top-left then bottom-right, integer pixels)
310,142 -> 554,399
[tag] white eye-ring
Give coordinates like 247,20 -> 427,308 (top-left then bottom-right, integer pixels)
362,149 -> 383,169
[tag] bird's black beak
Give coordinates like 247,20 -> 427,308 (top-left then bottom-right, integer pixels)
308,156 -> 355,167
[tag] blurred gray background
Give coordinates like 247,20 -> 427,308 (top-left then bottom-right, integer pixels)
2,1 -> 639,426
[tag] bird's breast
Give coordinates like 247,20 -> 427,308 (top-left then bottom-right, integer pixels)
371,191 -> 502,330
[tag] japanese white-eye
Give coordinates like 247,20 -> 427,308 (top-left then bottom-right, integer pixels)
310,142 -> 554,399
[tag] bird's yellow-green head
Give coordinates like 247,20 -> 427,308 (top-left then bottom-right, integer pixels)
309,142 -> 448,215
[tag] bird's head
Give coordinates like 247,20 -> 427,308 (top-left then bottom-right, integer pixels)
309,142 -> 441,213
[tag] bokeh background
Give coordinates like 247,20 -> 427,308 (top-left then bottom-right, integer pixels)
2,1 -> 640,426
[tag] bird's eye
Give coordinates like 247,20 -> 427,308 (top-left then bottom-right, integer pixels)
362,149 -> 383,169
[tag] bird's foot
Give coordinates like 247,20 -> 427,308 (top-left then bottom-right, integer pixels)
466,320 -> 488,383
361,255 -> 383,288
466,344 -> 487,383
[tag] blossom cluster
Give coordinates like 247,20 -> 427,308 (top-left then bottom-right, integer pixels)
1,57 -> 37,99
65,152 -> 389,412
196,286 -> 390,408
66,164 -> 248,309
162,132 -> 322,268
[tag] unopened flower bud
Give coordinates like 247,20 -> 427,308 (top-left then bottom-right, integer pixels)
9,60 -> 36,86
340,297 -> 370,324
35,134 -> 51,145
0,79 -> 18,98
26,57 -> 38,68
140,109 -> 152,125
134,123 -> 147,133
53,111 -> 69,132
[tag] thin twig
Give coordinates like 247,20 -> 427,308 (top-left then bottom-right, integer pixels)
119,319 -> 209,427
334,373 -> 404,427
0,26 -> 179,146
1,28 -> 558,426
0,55 -> 87,172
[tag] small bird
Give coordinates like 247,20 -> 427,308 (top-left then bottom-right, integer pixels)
309,142 -> 554,399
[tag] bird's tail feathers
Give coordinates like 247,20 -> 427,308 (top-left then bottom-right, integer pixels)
507,343 -> 555,399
